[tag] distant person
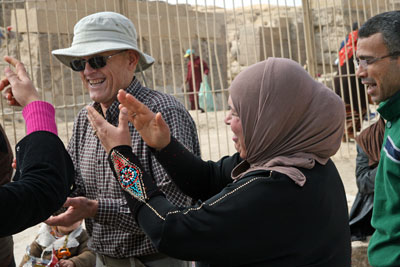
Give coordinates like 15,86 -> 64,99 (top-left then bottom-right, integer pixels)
6,26 -> 12,39
349,118 -> 385,241
0,55 -> 74,237
184,49 -> 209,111
20,220 -> 95,267
356,10 -> 400,266
0,30 -> 4,47
89,58 -> 351,266
46,12 -> 199,267
334,22 -> 369,140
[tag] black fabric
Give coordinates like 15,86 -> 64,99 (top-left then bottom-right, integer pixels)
151,136 -> 241,201
0,131 -> 75,237
0,236 -> 14,267
113,138 -> 352,266
0,124 -> 13,186
349,145 -> 376,241
0,128 -> 8,153
136,160 -> 351,266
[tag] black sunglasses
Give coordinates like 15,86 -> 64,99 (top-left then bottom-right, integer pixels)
69,50 -> 127,72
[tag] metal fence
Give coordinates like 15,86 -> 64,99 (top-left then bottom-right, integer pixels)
0,0 -> 398,160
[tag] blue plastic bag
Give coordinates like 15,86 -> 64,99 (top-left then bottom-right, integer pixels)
199,75 -> 214,112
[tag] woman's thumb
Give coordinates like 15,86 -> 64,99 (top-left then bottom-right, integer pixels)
119,107 -> 129,130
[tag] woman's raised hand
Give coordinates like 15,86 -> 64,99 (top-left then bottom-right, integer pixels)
117,89 -> 171,150
86,105 -> 132,154
0,56 -> 40,107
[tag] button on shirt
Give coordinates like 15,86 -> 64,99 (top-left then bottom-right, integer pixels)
68,78 -> 200,258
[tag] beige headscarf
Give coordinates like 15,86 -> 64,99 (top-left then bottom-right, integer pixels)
230,58 -> 345,186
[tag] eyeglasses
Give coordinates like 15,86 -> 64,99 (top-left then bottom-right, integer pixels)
69,50 -> 127,72
354,52 -> 400,69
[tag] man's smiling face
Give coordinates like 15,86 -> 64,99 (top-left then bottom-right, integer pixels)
356,32 -> 400,103
78,50 -> 138,110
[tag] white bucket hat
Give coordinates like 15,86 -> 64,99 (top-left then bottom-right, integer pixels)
52,12 -> 154,73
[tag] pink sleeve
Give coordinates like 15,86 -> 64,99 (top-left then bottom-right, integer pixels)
22,101 -> 58,135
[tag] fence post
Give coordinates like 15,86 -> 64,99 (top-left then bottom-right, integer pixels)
119,0 -> 128,16
302,0 -> 317,78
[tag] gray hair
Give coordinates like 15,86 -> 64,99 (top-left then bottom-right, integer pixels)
359,11 -> 400,54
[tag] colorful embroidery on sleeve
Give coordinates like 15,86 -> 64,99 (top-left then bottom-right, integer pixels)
110,150 -> 147,202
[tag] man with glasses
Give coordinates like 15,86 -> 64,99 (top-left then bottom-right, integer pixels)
355,11 -> 400,266
47,12 -> 200,267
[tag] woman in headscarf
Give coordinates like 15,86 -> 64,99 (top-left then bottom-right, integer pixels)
88,58 -> 351,266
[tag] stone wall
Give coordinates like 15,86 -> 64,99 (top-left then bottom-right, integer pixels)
222,5 -> 308,79
6,0 -> 400,113
0,1 -> 24,27
217,1 -> 400,94
223,4 -> 336,79
126,1 -> 227,97
8,0 -> 228,114
237,21 -> 306,66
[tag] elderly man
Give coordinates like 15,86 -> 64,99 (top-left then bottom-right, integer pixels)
355,11 -> 400,266
47,12 -> 200,267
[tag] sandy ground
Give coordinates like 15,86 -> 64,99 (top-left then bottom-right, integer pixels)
6,110 -> 359,264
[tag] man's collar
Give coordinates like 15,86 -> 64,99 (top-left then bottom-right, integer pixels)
377,90 -> 400,121
125,76 -> 141,95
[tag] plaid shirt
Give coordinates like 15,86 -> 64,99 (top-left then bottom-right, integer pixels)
68,78 -> 200,258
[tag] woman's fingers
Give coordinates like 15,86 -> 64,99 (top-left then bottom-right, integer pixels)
86,105 -> 132,153
86,106 -> 101,134
4,56 -> 30,82
117,89 -> 151,121
87,106 -> 114,140
119,107 -> 130,133
1,56 -> 39,107
117,90 -> 170,150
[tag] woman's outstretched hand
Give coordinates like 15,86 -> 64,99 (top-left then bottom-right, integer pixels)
86,105 -> 132,154
117,89 -> 171,150
0,56 -> 40,107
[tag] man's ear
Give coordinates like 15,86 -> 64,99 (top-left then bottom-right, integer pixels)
127,50 -> 140,71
